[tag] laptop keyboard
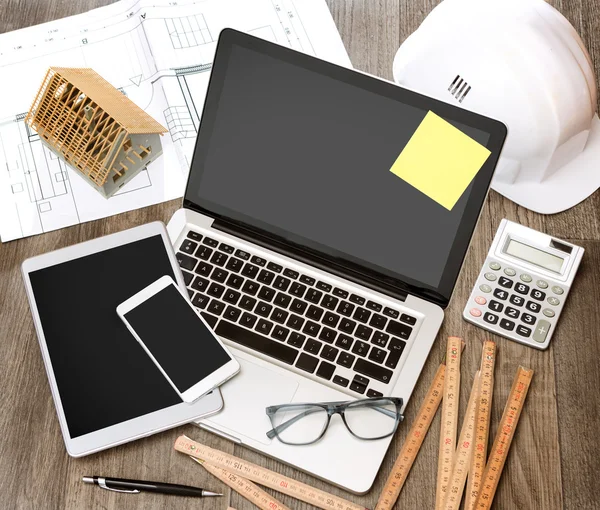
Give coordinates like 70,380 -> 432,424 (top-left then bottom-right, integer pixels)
177,230 -> 417,397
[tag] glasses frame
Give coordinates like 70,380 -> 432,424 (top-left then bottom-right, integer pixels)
265,397 -> 404,445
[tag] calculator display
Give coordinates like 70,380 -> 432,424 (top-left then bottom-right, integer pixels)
505,240 -> 563,273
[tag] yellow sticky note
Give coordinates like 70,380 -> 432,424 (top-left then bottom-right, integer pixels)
389,111 -> 491,210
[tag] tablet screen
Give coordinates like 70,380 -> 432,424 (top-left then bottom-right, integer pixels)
28,235 -> 182,438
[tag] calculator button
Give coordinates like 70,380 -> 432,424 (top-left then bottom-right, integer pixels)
543,308 -> 556,318
533,320 -> 551,344
505,306 -> 520,319
469,308 -> 482,318
521,313 -> 536,326
547,296 -> 561,306
551,286 -> 564,295
483,312 -> 498,325
516,325 -> 532,338
489,261 -> 501,270
537,280 -> 549,289
498,277 -> 513,289
488,300 -> 504,313
514,283 -> 530,295
509,295 -> 525,307
474,296 -> 487,305
499,318 -> 515,331
531,289 -> 546,301
520,274 -> 533,283
479,284 -> 492,293
493,289 -> 508,301
526,301 -> 541,313
504,267 -> 516,276
484,273 -> 497,281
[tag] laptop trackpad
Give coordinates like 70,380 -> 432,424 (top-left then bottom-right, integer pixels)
201,356 -> 299,445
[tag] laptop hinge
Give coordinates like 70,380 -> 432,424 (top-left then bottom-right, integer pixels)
212,218 -> 409,303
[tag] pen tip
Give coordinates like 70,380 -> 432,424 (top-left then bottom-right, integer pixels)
202,491 -> 223,497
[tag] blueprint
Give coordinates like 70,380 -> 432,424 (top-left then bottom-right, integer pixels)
0,0 -> 351,241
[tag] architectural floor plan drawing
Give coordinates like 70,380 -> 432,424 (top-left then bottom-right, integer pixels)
0,0 -> 351,242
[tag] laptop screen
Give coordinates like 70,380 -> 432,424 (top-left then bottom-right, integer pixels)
185,30 -> 506,305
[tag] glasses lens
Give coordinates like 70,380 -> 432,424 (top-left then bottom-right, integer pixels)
269,404 -> 329,445
344,398 -> 399,439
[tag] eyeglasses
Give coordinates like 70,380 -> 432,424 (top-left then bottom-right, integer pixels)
265,397 -> 403,445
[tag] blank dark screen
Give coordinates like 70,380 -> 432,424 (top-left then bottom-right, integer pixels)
124,283 -> 231,393
29,235 -> 182,438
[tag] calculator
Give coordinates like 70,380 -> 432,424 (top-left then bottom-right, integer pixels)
463,219 -> 584,349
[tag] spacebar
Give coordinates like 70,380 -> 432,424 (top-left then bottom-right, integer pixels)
215,321 -> 298,365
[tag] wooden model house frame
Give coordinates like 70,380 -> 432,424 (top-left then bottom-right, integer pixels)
25,67 -> 167,198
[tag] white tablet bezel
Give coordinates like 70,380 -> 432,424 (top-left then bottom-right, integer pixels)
21,221 -> 223,457
117,275 -> 240,403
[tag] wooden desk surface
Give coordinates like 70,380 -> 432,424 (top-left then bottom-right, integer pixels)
1,1 -> 599,508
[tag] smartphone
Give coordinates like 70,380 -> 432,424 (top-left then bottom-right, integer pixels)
117,275 -> 240,403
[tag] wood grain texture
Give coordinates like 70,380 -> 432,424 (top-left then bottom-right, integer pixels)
0,0 -> 599,509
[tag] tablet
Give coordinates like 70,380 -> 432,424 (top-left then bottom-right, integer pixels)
21,222 -> 223,457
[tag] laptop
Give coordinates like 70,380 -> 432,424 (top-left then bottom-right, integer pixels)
166,29 -> 507,494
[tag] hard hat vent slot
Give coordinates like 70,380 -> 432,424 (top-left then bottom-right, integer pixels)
448,75 -> 471,103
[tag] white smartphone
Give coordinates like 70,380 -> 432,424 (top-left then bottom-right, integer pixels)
117,275 -> 240,403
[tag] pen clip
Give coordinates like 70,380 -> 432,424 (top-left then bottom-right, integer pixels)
97,477 -> 140,494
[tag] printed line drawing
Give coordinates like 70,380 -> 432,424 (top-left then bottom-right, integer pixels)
165,14 -> 213,49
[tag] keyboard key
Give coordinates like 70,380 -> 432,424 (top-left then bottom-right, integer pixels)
296,353 -> 319,373
201,312 -> 218,329
488,300 -> 504,313
353,307 -> 371,323
182,270 -> 193,286
195,261 -> 213,277
303,321 -> 321,337
290,299 -> 308,315
272,326 -> 290,342
369,313 -> 387,329
510,294 -> 525,307
207,300 -> 225,316
306,289 -> 323,304
400,313 -> 417,326
322,295 -> 339,310
516,324 -> 532,338
186,230 -> 202,242
235,249 -> 250,260
304,338 -> 322,354
267,262 -> 283,273
531,289 -> 546,301
521,313 -> 536,325
321,345 -> 339,362
180,239 -> 197,255
366,301 -> 382,312
288,332 -> 305,348
353,374 -> 369,386
515,282 -> 530,295
211,268 -> 229,283
367,389 -> 383,398
241,263 -> 260,278
337,301 -> 355,317
350,294 -> 366,305
257,286 -> 276,302
239,296 -> 257,311
338,352 -> 355,368
242,280 -> 259,296
256,302 -> 273,318
322,312 -> 340,328
316,281 -> 332,292
300,275 -> 316,285
273,276 -> 291,291
283,268 -> 299,279
369,347 -> 387,364
289,282 -> 307,297
306,305 -> 324,321
319,327 -> 337,344
192,293 -> 209,310
225,257 -> 244,273
219,243 -> 234,254
286,314 -> 305,331
526,301 -> 541,313
499,318 -> 515,331
256,319 -> 274,335
333,288 -> 349,299
258,270 -> 276,285
385,338 -> 406,369
188,288 -> 194,299
316,361 -> 336,380
339,318 -> 356,334
498,276 -> 513,289
352,340 -> 369,357
483,312 -> 498,325
191,277 -> 210,293
216,321 -> 297,364
203,237 -> 218,248
227,274 -> 244,290
240,312 -> 257,328
196,245 -> 213,260
493,288 -> 509,301
350,381 -> 367,394
271,308 -> 289,324
177,252 -> 197,271
251,256 -> 266,267
223,289 -> 241,305
333,375 -> 349,387
274,293 -> 292,308
372,331 -> 389,348
383,307 -> 399,319
355,358 -> 393,383
356,325 -> 373,341
224,306 -> 242,322
335,334 -> 353,350
505,306 -> 520,319
385,320 -> 412,340
211,252 -> 228,268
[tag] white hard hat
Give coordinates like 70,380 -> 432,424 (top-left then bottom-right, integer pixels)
392,0 -> 600,214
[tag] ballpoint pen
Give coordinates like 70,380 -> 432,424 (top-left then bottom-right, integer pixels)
82,476 -> 222,497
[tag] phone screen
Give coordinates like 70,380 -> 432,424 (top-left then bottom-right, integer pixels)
124,283 -> 232,392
